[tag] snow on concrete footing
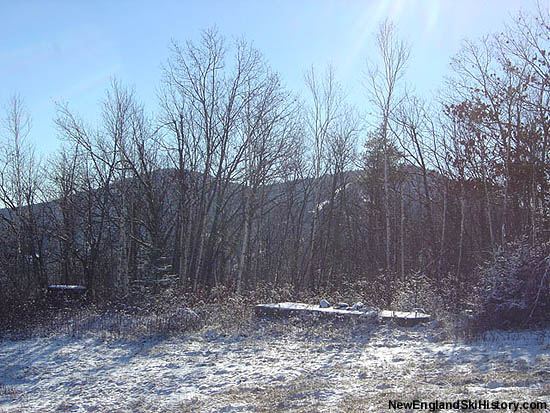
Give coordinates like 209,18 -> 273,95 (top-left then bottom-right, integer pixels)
255,302 -> 367,319
255,302 -> 430,326
378,310 -> 431,327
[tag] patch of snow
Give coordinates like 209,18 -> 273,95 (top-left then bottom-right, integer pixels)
334,302 -> 350,309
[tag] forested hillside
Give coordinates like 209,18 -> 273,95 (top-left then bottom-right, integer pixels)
2,8 -> 550,328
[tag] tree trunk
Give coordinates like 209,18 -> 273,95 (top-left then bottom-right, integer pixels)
400,181 -> 405,282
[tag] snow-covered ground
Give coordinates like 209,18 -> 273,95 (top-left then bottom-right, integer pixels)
1,321 -> 549,412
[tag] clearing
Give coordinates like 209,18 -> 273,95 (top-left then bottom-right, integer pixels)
1,321 -> 549,412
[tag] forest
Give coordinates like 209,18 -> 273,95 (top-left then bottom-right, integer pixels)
2,6 -> 550,331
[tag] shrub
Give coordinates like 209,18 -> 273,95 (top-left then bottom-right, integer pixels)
468,239 -> 550,332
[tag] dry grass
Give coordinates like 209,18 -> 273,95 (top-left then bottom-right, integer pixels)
176,375 -> 328,413
0,383 -> 18,401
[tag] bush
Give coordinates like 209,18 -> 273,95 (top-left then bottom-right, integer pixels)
468,239 -> 550,332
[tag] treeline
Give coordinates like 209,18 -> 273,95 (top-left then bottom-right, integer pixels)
1,8 -> 550,311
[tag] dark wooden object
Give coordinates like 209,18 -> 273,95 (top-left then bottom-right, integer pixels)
47,285 -> 87,305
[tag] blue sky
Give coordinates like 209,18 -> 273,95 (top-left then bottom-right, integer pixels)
0,0 -> 542,157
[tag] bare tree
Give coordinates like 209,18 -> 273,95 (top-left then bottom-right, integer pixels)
366,20 -> 410,298
320,106 -> 359,287
234,71 -> 298,292
161,29 -> 287,291
302,65 -> 343,289
0,95 -> 46,295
